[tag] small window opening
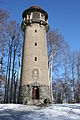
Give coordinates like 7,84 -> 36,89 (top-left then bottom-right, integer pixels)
33,12 -> 40,19
35,30 -> 37,33
41,14 -> 43,17
35,42 -> 37,46
35,57 -> 37,61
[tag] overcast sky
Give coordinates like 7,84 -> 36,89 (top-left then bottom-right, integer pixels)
0,0 -> 80,50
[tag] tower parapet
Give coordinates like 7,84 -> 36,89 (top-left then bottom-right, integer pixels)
21,6 -> 49,32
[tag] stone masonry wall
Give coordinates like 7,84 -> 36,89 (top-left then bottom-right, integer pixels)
19,82 -> 51,104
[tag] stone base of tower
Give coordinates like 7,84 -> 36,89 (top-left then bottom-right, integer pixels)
19,82 -> 51,105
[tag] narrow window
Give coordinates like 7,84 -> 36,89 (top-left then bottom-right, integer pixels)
41,14 -> 43,17
35,57 -> 37,61
35,42 -> 37,46
35,30 -> 37,33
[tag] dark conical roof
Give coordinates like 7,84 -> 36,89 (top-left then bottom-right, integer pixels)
22,6 -> 48,20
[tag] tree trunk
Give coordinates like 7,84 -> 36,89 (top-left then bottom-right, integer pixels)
10,48 -> 16,103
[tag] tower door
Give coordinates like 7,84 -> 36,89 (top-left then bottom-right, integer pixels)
32,87 -> 39,100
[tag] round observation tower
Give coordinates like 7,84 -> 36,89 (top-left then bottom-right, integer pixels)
19,6 -> 51,104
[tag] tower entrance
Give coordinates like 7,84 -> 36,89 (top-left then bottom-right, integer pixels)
32,87 -> 39,100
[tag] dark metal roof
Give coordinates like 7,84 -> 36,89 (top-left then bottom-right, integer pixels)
29,6 -> 41,9
22,6 -> 48,20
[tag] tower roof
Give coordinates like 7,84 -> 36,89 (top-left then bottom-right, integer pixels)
22,6 -> 48,20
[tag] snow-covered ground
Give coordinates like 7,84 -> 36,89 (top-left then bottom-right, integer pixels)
0,103 -> 80,120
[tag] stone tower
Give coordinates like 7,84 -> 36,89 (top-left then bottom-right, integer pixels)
19,6 -> 51,104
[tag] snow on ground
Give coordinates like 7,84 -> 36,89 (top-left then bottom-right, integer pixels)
0,103 -> 80,120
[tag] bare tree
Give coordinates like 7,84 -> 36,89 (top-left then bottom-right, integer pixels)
4,21 -> 23,103
0,9 -> 9,48
75,50 -> 80,103
71,52 -> 76,102
48,29 -> 72,103
0,9 -> 9,103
